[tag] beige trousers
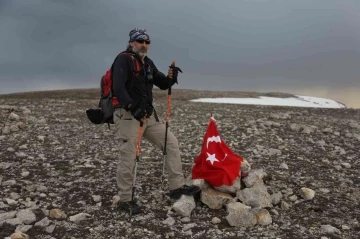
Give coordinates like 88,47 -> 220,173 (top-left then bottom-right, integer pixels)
113,108 -> 185,202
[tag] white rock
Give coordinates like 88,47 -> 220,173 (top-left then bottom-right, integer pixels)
9,112 -> 20,121
240,159 -> 251,176
342,225 -> 350,230
37,118 -> 47,124
69,213 -> 91,222
2,179 -> 16,186
39,193 -> 47,198
319,188 -> 330,194
279,163 -> 289,170
211,217 -> 221,224
92,195 -> 102,203
6,198 -> 18,206
281,201 -> 290,210
299,188 -> 315,200
270,192 -> 283,205
320,225 -> 341,234
188,178 -> 209,190
180,217 -> 191,223
37,135 -> 46,142
341,163 -> 351,169
183,223 -> 197,231
15,152 -> 27,158
22,108 -> 31,114
19,145 -> 28,150
289,195 -> 298,202
10,192 -> 21,200
162,217 -> 175,226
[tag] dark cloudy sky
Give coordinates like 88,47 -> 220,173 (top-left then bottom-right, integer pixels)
1,0 -> 360,107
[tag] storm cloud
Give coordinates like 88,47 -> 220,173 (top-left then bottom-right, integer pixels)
1,0 -> 360,107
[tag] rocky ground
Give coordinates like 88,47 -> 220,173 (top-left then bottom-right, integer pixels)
0,88 -> 359,239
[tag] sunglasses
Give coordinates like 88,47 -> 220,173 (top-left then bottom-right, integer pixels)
135,39 -> 151,45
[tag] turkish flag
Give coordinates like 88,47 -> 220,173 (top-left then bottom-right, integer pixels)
192,117 -> 244,187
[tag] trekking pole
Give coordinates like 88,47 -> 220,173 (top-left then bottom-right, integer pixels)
161,62 -> 182,186
130,121 -> 144,216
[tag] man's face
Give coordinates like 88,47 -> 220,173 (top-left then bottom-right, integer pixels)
130,38 -> 151,57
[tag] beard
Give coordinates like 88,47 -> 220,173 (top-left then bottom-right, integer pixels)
132,45 -> 147,57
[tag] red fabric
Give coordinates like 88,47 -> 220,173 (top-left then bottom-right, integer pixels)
192,118 -> 244,187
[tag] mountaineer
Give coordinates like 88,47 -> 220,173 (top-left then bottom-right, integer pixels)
112,28 -> 200,215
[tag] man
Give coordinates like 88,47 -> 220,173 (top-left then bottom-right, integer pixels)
111,28 -> 200,215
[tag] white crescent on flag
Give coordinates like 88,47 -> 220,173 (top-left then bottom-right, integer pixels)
206,135 -> 221,148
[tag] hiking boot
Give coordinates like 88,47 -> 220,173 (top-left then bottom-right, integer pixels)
118,201 -> 142,215
169,185 -> 201,200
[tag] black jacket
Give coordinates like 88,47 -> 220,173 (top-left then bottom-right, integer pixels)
112,51 -> 175,110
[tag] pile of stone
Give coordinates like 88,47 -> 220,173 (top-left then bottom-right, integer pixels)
170,159 -> 315,228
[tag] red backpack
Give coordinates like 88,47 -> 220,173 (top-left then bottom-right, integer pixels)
86,52 -> 141,127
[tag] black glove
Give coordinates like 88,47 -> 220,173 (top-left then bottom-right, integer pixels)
168,65 -> 182,84
130,101 -> 146,122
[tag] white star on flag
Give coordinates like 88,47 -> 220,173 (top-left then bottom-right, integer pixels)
206,152 -> 219,165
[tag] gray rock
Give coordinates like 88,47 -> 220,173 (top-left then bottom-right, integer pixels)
34,217 -> 51,227
10,125 -> 20,132
46,224 -> 56,233
172,195 -> 196,217
281,201 -> 290,210
0,211 -> 17,221
252,208 -> 272,226
270,192 -> 283,205
201,188 -> 233,209
242,168 -> 266,188
15,224 -> 33,233
5,217 -> 23,226
225,202 -> 257,227
214,177 -> 242,194
10,192 -> 21,200
2,126 -> 10,135
16,209 -> 37,224
237,182 -> 272,208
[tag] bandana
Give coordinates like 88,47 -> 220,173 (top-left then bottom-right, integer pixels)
129,28 -> 150,42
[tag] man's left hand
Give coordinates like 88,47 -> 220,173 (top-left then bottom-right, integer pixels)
167,60 -> 176,79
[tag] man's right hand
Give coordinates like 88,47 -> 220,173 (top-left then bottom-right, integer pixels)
130,102 -> 146,122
